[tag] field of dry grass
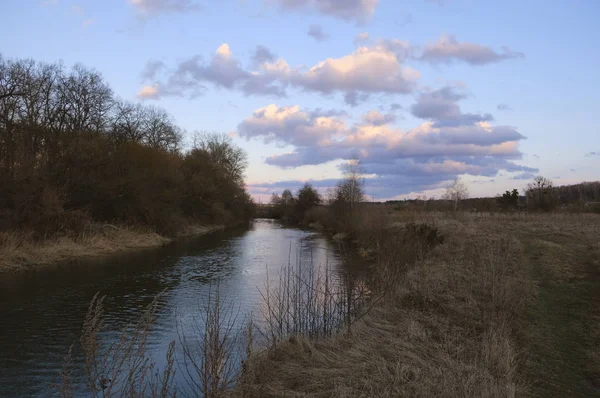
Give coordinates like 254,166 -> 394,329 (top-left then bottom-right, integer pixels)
0,223 -> 224,273
235,211 -> 600,397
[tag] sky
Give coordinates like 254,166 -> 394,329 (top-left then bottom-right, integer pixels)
2,0 -> 599,201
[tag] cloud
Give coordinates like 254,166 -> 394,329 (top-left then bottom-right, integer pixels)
354,32 -> 369,46
128,0 -> 200,17
137,44 -> 285,99
237,102 -> 534,198
512,172 -> 536,180
141,60 -> 166,82
361,110 -> 396,125
497,103 -> 513,111
140,42 -> 420,100
343,91 -> 370,107
410,86 -> 497,128
420,34 -> 524,65
237,104 -> 347,147
137,85 -> 161,99
284,43 -> 419,94
252,45 -> 276,66
82,18 -> 96,28
268,0 -> 379,23
586,151 -> 600,157
389,103 -> 403,111
307,24 -> 329,41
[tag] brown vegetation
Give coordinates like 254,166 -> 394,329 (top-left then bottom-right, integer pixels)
58,209 -> 600,397
236,211 -> 530,397
235,211 -> 600,397
0,55 -> 253,270
0,223 -> 224,273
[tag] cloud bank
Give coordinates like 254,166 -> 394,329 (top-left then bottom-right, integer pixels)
240,91 -> 535,198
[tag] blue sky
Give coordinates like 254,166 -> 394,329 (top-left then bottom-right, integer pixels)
2,0 -> 599,201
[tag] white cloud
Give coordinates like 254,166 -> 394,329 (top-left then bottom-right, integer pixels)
138,42 -> 419,101
137,85 -> 160,99
290,44 -> 419,94
238,104 -> 347,146
361,110 -> 396,126
216,43 -> 232,59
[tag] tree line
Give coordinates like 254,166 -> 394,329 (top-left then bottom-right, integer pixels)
389,176 -> 600,213
0,55 -> 253,237
267,162 -> 366,233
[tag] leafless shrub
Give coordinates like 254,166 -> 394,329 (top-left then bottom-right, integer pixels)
259,242 -> 372,346
178,283 -> 244,398
57,292 -> 176,398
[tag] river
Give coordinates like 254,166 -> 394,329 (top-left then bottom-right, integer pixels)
0,219 -> 362,397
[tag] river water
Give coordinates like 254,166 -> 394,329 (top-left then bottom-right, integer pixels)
0,219 -> 361,397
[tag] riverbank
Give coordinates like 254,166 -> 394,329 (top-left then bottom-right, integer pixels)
236,212 -> 600,397
0,223 -> 224,273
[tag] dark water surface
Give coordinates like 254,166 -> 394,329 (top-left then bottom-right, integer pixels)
0,219 -> 359,397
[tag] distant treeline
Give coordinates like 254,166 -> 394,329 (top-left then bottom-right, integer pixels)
0,55 -> 253,237
387,180 -> 600,213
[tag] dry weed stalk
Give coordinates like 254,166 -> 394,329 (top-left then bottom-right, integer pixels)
57,292 -> 176,398
259,241 -> 372,346
178,283 -> 243,398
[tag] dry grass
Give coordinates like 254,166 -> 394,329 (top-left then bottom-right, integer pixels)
234,211 -> 600,397
234,214 -> 533,397
57,293 -> 177,398
0,223 -> 224,273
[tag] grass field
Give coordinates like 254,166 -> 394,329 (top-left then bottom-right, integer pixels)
235,211 -> 600,397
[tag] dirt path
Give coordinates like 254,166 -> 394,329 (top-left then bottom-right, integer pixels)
519,228 -> 600,397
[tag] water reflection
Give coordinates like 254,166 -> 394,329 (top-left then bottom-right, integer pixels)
0,219 -> 360,397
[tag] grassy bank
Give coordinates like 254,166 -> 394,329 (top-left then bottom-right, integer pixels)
236,212 -> 529,397
0,223 -> 224,273
234,211 -> 600,397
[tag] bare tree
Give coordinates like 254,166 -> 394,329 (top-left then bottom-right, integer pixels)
526,175 -> 557,211
443,178 -> 469,211
334,159 -> 364,211
109,99 -> 147,143
142,105 -> 181,152
193,132 -> 248,184
57,64 -> 113,133
280,189 -> 294,206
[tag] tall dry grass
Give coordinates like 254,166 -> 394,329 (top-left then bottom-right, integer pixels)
258,249 -> 371,346
234,215 -> 529,397
0,223 -> 225,273
178,284 -> 249,398
56,293 -> 177,398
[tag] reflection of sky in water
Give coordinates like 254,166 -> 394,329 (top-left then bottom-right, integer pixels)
0,219 -> 352,397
